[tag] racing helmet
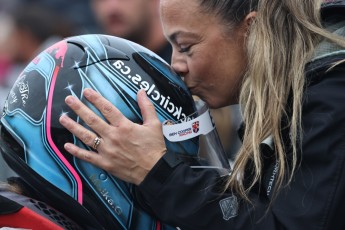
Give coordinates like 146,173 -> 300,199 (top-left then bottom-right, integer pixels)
0,34 -> 230,229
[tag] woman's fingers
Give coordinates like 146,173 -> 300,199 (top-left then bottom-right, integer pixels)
64,142 -> 103,166
137,89 -> 160,126
59,88 -> 167,185
83,88 -> 129,127
59,115 -> 102,151
64,92 -> 110,137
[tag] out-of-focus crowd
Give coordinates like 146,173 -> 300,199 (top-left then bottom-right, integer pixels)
0,0 -> 99,180
0,0 -> 99,108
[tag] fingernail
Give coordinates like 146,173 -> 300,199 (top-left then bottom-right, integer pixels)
140,90 -> 150,103
59,115 -> 67,124
84,88 -> 92,98
64,143 -> 72,151
138,89 -> 146,98
65,96 -> 75,105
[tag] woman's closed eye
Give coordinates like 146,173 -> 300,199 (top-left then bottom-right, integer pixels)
178,45 -> 191,53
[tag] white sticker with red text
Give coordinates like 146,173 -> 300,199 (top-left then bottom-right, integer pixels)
162,109 -> 214,142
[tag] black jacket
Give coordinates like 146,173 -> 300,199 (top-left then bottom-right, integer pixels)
136,3 -> 345,230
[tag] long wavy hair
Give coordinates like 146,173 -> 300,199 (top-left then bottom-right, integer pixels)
198,0 -> 345,200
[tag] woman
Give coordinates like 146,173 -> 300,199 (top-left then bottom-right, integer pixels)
59,0 -> 345,229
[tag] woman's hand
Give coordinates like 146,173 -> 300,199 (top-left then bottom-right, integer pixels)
59,88 -> 167,185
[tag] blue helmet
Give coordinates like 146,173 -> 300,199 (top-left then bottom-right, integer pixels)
0,34 -> 198,229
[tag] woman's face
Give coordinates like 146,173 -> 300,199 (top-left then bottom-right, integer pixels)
160,0 -> 249,108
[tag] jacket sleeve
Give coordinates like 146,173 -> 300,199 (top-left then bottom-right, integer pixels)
136,64 -> 345,230
137,155 -> 281,230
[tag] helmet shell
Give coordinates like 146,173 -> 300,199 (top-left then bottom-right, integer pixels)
0,34 -> 197,229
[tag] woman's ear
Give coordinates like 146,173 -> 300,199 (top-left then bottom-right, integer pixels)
244,11 -> 257,28
239,11 -> 257,38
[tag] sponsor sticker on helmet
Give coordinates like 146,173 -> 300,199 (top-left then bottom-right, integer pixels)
113,60 -> 190,121
162,109 -> 215,142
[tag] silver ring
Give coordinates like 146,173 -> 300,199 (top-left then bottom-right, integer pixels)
92,136 -> 101,150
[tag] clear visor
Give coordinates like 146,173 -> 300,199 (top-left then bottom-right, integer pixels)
162,100 -> 231,176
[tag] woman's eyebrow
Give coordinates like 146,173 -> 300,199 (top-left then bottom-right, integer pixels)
168,31 -> 199,42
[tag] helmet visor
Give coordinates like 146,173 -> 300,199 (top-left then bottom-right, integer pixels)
162,100 -> 231,176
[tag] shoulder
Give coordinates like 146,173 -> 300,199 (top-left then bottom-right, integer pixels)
306,59 -> 345,86
304,60 -> 345,107
302,61 -> 345,142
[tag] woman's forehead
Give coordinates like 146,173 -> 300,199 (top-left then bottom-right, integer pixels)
160,0 -> 224,39
160,0 -> 200,16
160,0 -> 208,28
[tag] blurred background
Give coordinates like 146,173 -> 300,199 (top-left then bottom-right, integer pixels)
0,0 -> 99,108
0,0 -> 100,181
0,0 -> 242,181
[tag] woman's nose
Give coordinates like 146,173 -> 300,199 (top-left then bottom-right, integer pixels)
171,51 -> 188,76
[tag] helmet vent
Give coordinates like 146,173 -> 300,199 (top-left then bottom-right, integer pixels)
29,198 -> 80,230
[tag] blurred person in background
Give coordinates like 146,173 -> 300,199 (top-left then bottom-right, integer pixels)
91,0 -> 172,63
0,13 -> 14,101
1,3 -> 76,103
7,3 -> 76,74
0,3 -> 76,182
0,12 -> 16,183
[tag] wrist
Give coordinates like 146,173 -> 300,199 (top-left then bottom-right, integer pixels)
133,148 -> 167,185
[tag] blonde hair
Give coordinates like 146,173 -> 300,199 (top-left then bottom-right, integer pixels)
228,0 -> 345,200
